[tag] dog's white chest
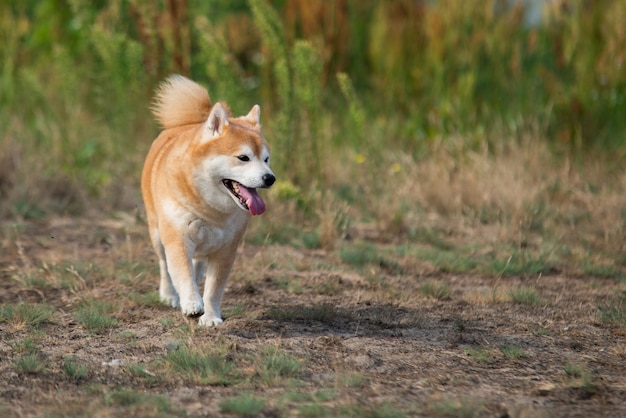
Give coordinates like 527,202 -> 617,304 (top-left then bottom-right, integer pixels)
188,216 -> 247,256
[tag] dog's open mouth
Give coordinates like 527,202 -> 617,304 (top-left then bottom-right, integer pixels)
222,179 -> 266,216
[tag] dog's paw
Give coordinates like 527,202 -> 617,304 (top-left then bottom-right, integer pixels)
198,314 -> 224,326
180,300 -> 204,318
160,293 -> 179,308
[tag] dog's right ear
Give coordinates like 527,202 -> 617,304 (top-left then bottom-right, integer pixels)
203,102 -> 230,141
244,105 -> 261,126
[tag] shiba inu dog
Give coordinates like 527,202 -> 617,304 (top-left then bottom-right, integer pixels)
141,75 -> 275,326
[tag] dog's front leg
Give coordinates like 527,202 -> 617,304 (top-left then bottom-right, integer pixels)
162,229 -> 204,318
198,251 -> 236,326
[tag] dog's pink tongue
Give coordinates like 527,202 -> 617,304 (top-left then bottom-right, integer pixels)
239,186 -> 266,216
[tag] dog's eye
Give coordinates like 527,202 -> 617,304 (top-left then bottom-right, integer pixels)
264,157 -> 270,164
237,155 -> 250,162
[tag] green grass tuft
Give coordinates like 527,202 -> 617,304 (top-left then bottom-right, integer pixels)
104,388 -> 181,416
340,243 -> 381,268
15,353 -> 46,374
500,344 -> 526,360
489,250 -> 556,277
62,357 -> 90,381
74,300 -> 118,334
11,337 -> 39,354
219,393 -> 266,417
464,347 -> 497,364
563,363 -> 599,398
598,295 -> 626,327
125,364 -> 158,380
268,276 -> 303,294
337,371 -> 367,388
128,290 -> 162,307
0,303 -> 55,328
298,403 -> 328,417
420,281 -> 451,300
166,345 -> 235,385
413,247 -> 478,274
430,396 -> 483,418
256,346 -> 303,385
508,286 -> 542,306
223,304 -> 246,319
337,402 -> 407,418
564,362 -> 584,378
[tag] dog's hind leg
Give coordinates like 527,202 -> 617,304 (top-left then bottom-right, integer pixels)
159,258 -> 179,308
150,228 -> 180,308
193,258 -> 207,288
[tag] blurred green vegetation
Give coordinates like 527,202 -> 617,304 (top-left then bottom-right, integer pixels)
1,0 -> 625,219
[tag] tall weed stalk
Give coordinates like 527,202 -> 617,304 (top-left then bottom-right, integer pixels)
248,0 -> 324,185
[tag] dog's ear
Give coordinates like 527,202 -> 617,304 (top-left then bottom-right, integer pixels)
244,104 -> 260,125
203,102 -> 230,140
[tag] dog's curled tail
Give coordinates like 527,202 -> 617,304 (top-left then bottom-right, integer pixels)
151,75 -> 212,129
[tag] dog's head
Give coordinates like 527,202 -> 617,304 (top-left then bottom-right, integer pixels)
192,103 -> 275,216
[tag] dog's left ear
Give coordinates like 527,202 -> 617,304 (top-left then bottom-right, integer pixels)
203,102 -> 230,140
244,105 -> 261,126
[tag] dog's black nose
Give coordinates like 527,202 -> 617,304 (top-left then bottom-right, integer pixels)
262,173 -> 276,187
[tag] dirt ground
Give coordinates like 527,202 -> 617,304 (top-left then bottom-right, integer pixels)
1,217 -> 625,417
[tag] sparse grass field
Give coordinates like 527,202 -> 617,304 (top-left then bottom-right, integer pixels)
1,217 -> 625,417
2,1 -> 626,416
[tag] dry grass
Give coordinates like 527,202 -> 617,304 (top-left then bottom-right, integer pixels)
369,138 -> 625,275
246,134 -> 626,283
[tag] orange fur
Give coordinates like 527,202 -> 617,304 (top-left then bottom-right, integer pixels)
151,74 -> 213,128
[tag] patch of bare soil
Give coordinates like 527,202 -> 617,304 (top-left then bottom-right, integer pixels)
1,217 -> 625,417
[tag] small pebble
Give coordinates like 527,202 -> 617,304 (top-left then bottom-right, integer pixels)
165,342 -> 179,352
101,359 -> 123,367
